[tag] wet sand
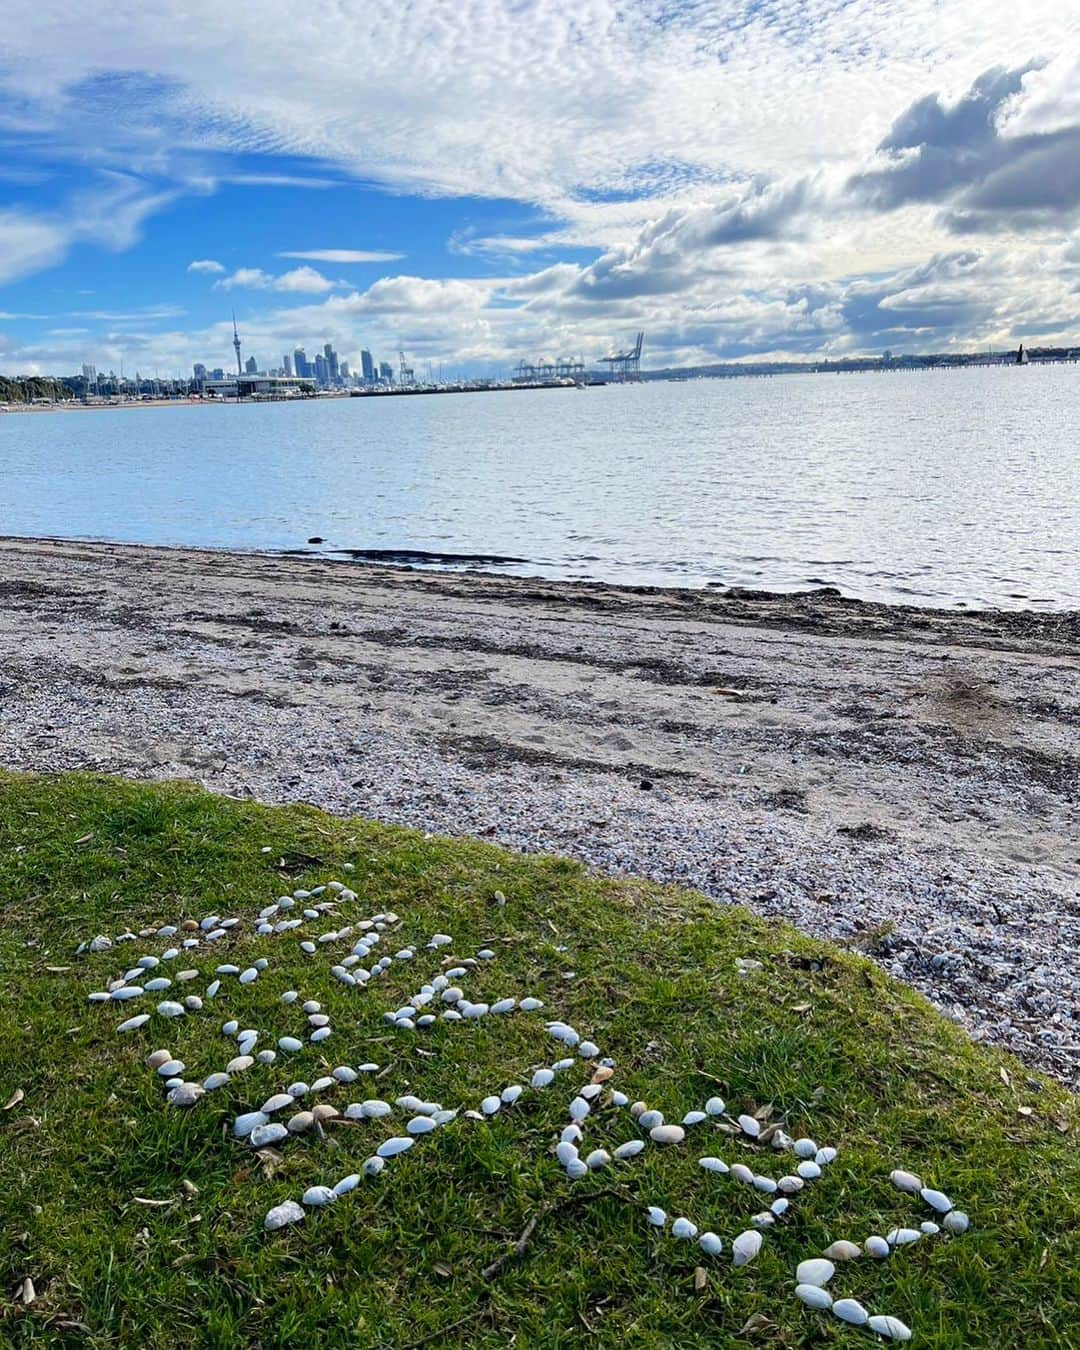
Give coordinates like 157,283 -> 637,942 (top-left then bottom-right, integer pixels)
1,536 -> 1077,1082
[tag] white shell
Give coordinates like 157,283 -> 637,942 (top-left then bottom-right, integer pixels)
302,1185 -> 337,1207
682,1111 -> 707,1126
333,1066 -> 357,1083
833,1299 -> 869,1326
288,1111 -> 314,1133
705,1096 -> 725,1116
532,1069 -> 555,1089
501,1085 -> 523,1105
777,1175 -> 804,1194
796,1258 -> 834,1287
376,1136 -> 414,1158
732,1230 -> 762,1266
144,978 -> 171,993
921,1221 -> 940,1235
944,1211 -> 969,1235
168,1082 -> 204,1107
310,1027 -> 331,1043
797,1160 -> 822,1180
566,1159 -> 588,1179
222,1020 -> 238,1036
698,1231 -> 723,1256
795,1284 -> 833,1310
568,1097 -> 590,1121
823,1240 -> 862,1261
261,1093 -> 294,1115
234,1111 -> 268,1137
264,1200 -> 305,1231
865,1235 -> 890,1258
890,1169 -> 923,1194
118,1014 -> 150,1032
156,1001 -> 184,1018
278,1037 -> 303,1052
816,1146 -> 837,1165
671,1217 -> 698,1239
556,1141 -> 579,1166
699,1156 -> 729,1174
921,1187 -> 953,1213
491,998 -> 516,1014
146,1049 -> 172,1069
646,1206 -> 666,1227
157,1059 -> 185,1077
614,1140 -> 645,1159
226,1055 -> 254,1074
649,1124 -> 685,1145
730,1164 -> 754,1184
203,1072 -> 231,1091
753,1175 -> 777,1194
585,1149 -> 611,1170
333,1174 -> 360,1196
638,1109 -> 664,1129
793,1137 -> 817,1158
867,1315 -> 912,1341
520,997 -> 543,1011
481,1095 -> 502,1116
407,1116 -> 436,1135
738,1114 -> 761,1138
250,1123 -> 288,1148
887,1228 -> 921,1247
362,1156 -> 385,1177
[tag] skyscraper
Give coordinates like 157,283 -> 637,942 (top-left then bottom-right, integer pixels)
283,354 -> 293,376
379,361 -> 393,383
245,355 -> 257,374
325,342 -> 339,384
293,348 -> 308,378
361,349 -> 375,382
314,353 -> 329,386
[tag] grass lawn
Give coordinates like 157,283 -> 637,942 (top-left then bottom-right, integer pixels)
0,771 -> 1076,1347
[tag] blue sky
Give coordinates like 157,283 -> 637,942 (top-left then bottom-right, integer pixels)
1,1 -> 1078,376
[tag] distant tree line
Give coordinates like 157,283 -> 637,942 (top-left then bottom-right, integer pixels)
0,376 -> 74,404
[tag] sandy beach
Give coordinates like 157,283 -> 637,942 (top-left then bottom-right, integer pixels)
1,536 -> 1076,1083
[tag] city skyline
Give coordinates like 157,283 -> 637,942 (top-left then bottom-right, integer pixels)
1,5 -> 1079,378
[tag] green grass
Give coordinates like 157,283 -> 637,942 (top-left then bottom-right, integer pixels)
0,772 -> 1076,1348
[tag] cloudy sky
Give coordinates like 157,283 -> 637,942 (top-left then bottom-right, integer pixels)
1,1 -> 1078,376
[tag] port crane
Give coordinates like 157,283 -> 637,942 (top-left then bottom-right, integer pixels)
601,331 -> 644,382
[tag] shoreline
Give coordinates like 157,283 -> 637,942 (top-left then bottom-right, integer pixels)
1,535 -> 1076,1084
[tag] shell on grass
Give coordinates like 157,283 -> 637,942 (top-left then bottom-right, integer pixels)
833,1299 -> 869,1326
649,1124 -> 685,1145
671,1217 -> 698,1239
250,1122 -> 289,1149
865,1235 -> 890,1258
699,1157 -> 729,1175
264,1201 -> 305,1231
867,1315 -> 912,1341
890,1169 -> 922,1194
795,1284 -> 833,1310
796,1258 -> 834,1287
823,1240 -> 862,1261
614,1140 -> 645,1160
302,1185 -> 337,1207
698,1232 -> 723,1256
234,1111 -> 269,1138
376,1136 -> 414,1159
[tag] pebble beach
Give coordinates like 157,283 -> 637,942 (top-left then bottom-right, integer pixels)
1,536 -> 1076,1085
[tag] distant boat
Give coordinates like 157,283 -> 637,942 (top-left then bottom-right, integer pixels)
1016,343 -> 1029,365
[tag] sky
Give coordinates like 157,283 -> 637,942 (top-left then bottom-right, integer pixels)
1,1 -> 1079,377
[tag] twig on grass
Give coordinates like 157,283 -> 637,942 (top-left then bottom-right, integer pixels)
481,1186 -> 630,1281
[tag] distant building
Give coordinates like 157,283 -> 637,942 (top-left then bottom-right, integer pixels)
324,342 -> 339,384
245,355 -> 258,374
211,368 -> 225,381
283,354 -> 293,376
82,363 -> 97,382
314,353 -> 329,386
193,363 -> 207,385
361,349 -> 375,382
379,361 -> 393,383
293,348 -> 309,379
339,360 -> 350,379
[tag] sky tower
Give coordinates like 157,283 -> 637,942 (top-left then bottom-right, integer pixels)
232,312 -> 242,375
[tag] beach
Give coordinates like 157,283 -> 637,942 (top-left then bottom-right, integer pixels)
1,535 -> 1076,1083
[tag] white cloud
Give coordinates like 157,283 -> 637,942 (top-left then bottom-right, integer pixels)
187,258 -> 225,273
278,249 -> 405,263
214,265 -> 338,293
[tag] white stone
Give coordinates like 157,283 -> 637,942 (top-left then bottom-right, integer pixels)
867,1315 -> 912,1341
333,1174 -> 360,1197
638,1109 -> 664,1130
333,1066 -> 358,1083
203,1072 -> 231,1091
226,1055 -> 255,1074
157,1059 -> 185,1077
117,1014 -> 150,1032
650,1124 -> 685,1145
833,1299 -> 869,1326
753,1175 -> 777,1194
302,1185 -> 337,1207
569,1097 -> 590,1121
261,1093 -> 294,1115
363,1099 -> 392,1118
310,1027 -> 331,1043
887,1228 -> 921,1247
890,1169 -> 923,1194
797,1160 -> 822,1180
222,1020 -> 238,1036
795,1284 -> 833,1310
491,998 -> 516,1015
698,1232 -> 723,1256
407,1116 -> 436,1135
793,1137 -> 817,1158
168,1083 -> 205,1107
520,997 -> 543,1012
865,1235 -> 890,1258
732,1230 -> 762,1266
250,1122 -> 288,1148
730,1164 -> 754,1184
362,1156 -> 385,1177
646,1206 -> 666,1227
671,1217 -> 697,1239
585,1149 -> 611,1170
699,1157 -> 729,1174
944,1211 -> 970,1235
777,1175 -> 804,1194
796,1258 -> 834,1287
501,1085 -> 523,1105
144,978 -> 171,993
112,987 -> 144,1002
481,1095 -> 502,1116
921,1187 -> 953,1213
264,1198 -> 306,1229
565,1159 -> 589,1179
682,1111 -> 707,1126
705,1096 -> 725,1116
278,1037 -> 303,1052
532,1069 -> 555,1089
738,1114 -> 760,1138
614,1140 -> 645,1159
